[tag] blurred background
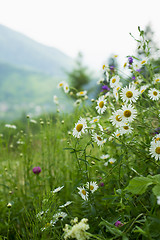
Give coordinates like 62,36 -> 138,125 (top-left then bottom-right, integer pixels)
0,0 -> 160,120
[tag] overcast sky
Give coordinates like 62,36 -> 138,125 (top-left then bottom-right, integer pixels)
0,0 -> 160,70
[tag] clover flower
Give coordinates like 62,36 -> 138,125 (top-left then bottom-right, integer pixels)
32,166 -> 41,175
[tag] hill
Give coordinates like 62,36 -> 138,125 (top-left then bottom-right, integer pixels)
0,24 -> 73,76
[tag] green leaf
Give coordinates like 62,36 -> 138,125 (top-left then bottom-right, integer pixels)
126,177 -> 153,195
152,184 -> 160,196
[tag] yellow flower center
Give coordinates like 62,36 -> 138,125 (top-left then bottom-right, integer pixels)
59,83 -> 63,87
123,126 -> 129,130
117,87 -> 120,91
115,115 -> 122,122
156,79 -> 160,82
93,119 -> 98,122
126,91 -> 133,98
124,110 -> 131,118
90,185 -> 94,190
155,138 -> 160,143
110,161 -> 114,164
76,124 -> 83,132
141,60 -> 146,64
153,91 -> 158,96
124,62 -> 127,68
99,101 -> 104,108
102,64 -> 106,70
135,81 -> 139,84
116,133 -> 120,137
79,91 -> 84,95
155,147 -> 160,154
97,136 -> 102,141
141,89 -> 144,93
82,189 -> 86,195
112,78 -> 116,83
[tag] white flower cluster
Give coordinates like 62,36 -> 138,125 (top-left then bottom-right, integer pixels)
63,218 -> 90,240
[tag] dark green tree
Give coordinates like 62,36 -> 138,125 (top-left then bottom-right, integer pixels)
66,52 -> 91,96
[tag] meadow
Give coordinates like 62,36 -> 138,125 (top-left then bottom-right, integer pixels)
0,28 -> 160,240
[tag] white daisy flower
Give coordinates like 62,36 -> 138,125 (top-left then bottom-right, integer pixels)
89,116 -> 101,124
59,201 -> 72,208
5,124 -> 17,129
76,90 -> 87,97
63,83 -> 69,93
120,85 -> 139,103
110,75 -> 120,88
92,133 -> 106,147
148,88 -> 160,101
153,74 -> 160,84
53,211 -> 67,220
102,64 -> 109,72
151,134 -> 160,144
133,78 -> 143,86
104,158 -> 116,166
95,96 -> 107,114
119,123 -> 133,135
72,117 -> 87,138
58,81 -> 65,88
121,104 -> 137,123
140,57 -> 148,66
77,187 -> 88,201
51,186 -> 64,194
133,62 -> 141,71
100,154 -> 110,160
149,141 -> 160,161
113,129 -> 122,138
53,95 -> 59,104
110,109 -> 125,127
139,85 -> 150,94
97,78 -> 105,85
86,181 -> 98,193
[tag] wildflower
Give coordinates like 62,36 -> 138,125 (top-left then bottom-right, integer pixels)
128,57 -> 133,65
110,75 -> 120,88
92,133 -> 106,146
63,218 -> 90,240
86,181 -> 98,193
95,96 -> 107,114
153,74 -> 160,84
63,83 -> 69,93
120,85 -> 139,103
7,203 -> 12,208
121,104 -> 137,123
89,116 -> 101,124
110,109 -> 125,127
97,78 -> 105,85
30,119 -> 37,124
59,201 -> 72,208
32,167 -> 41,175
53,211 -> 67,221
51,185 -> 64,194
140,57 -> 148,66
36,211 -> 44,219
77,187 -> 88,201
115,221 -> 124,227
113,129 -> 122,138
5,124 -> 16,129
133,62 -> 141,72
73,117 -> 87,138
119,123 -> 133,135
104,158 -> 116,166
101,85 -> 110,92
74,99 -> 82,107
58,81 -> 65,88
149,141 -> 160,160
53,95 -> 59,104
100,154 -> 110,160
76,90 -> 87,97
148,88 -> 160,101
139,85 -> 149,94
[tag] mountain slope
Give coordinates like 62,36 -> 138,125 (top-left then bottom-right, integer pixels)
0,24 -> 73,76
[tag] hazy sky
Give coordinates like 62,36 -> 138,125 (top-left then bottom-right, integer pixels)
0,0 -> 160,69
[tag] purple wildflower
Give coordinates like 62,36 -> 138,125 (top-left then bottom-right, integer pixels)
32,166 -> 41,175
132,76 -> 135,80
99,182 -> 104,187
115,221 -> 124,227
128,57 -> 133,65
101,85 -> 110,92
